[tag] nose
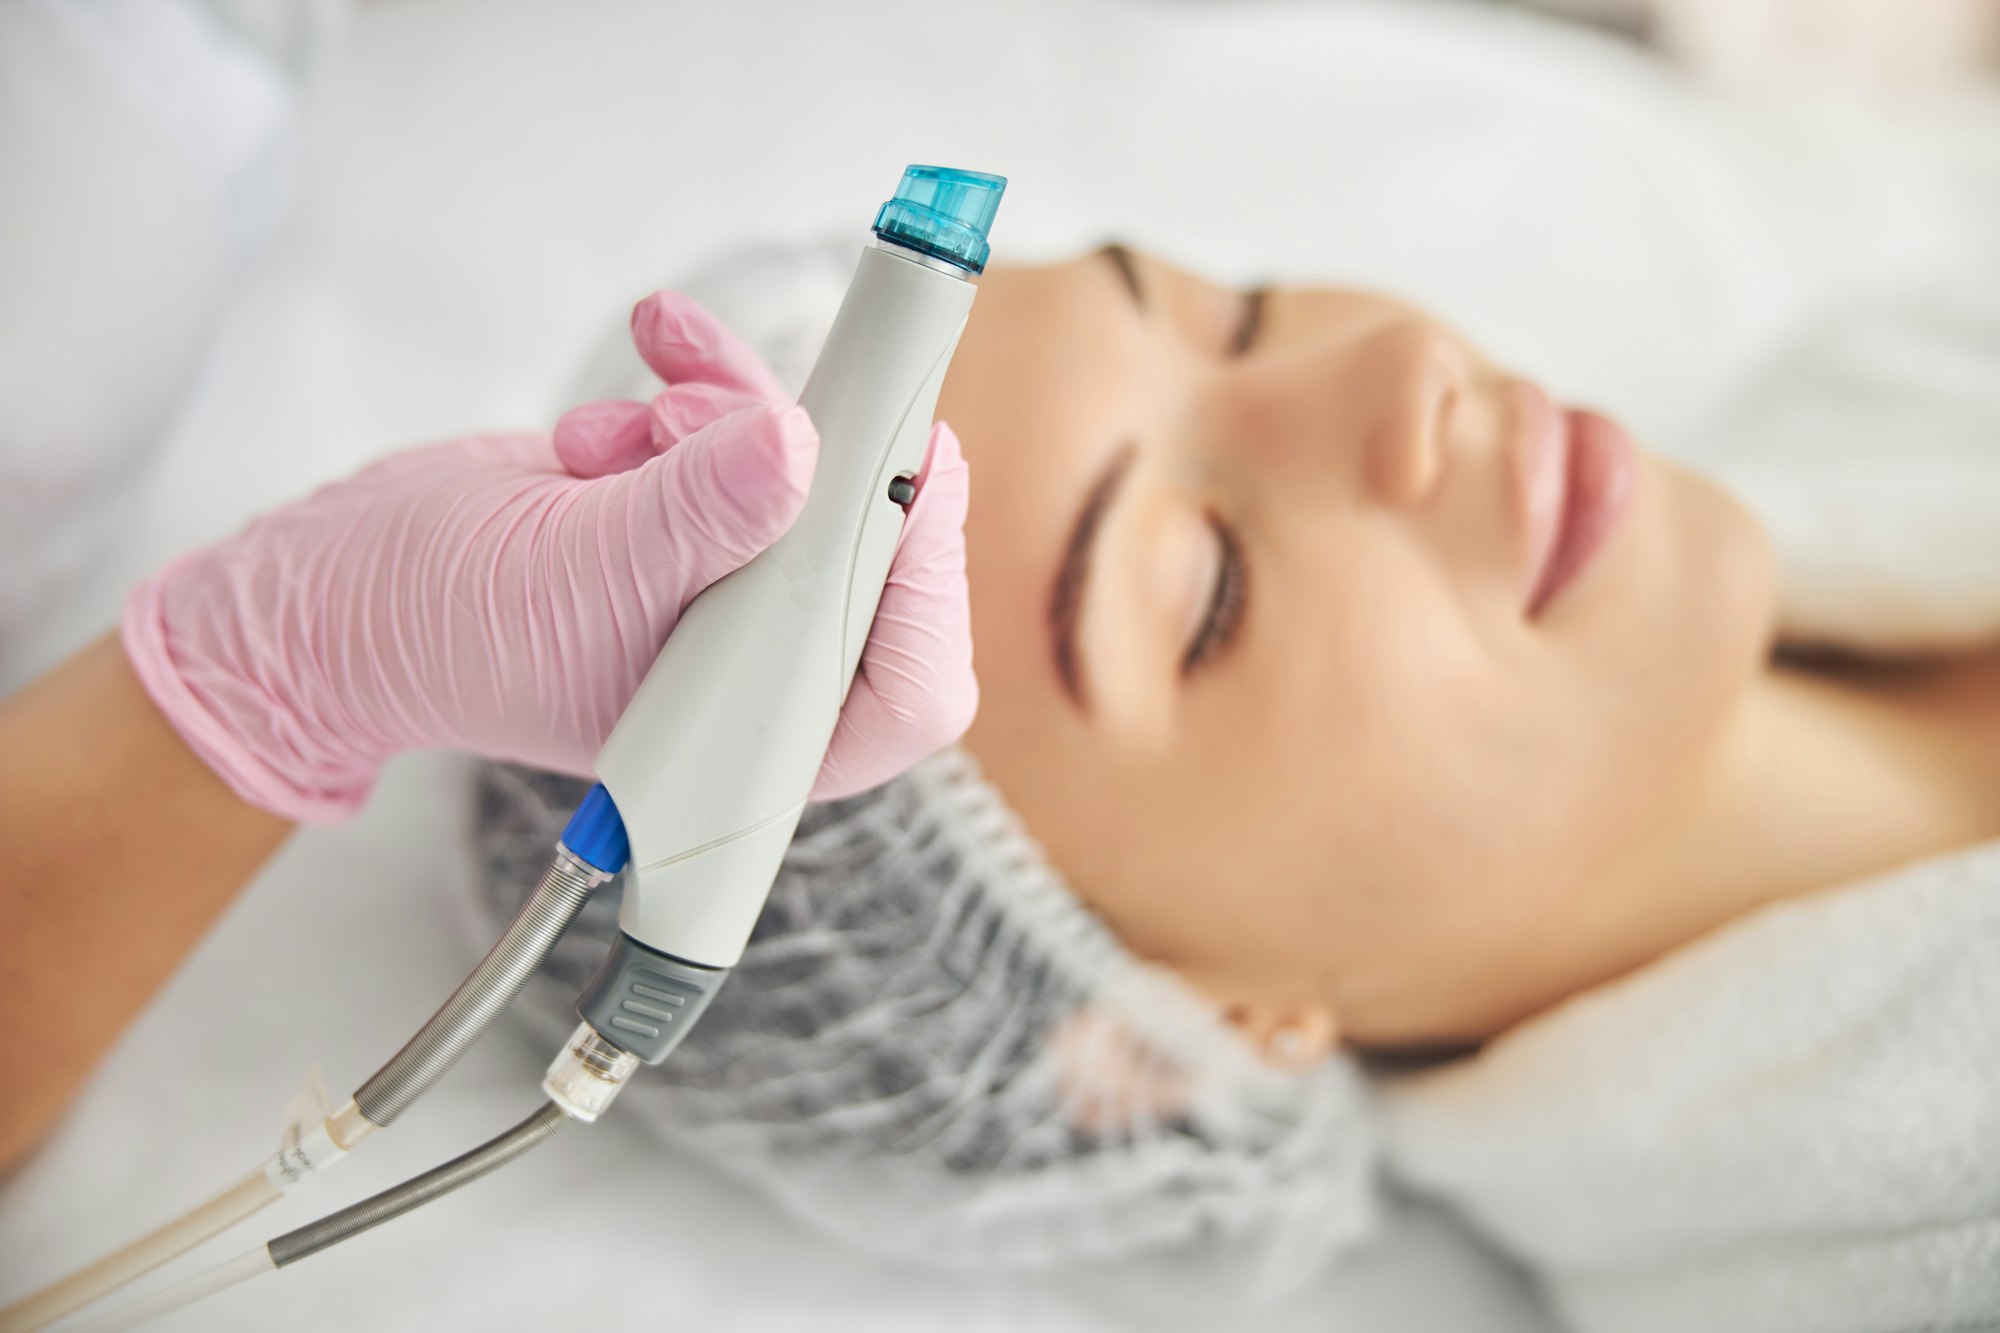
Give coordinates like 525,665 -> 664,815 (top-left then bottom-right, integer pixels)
1213,316 -> 1476,511
1362,324 -> 1468,508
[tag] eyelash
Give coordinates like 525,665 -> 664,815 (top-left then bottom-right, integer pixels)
1175,290 -> 1264,676
1229,288 -> 1268,357
1182,514 -> 1248,676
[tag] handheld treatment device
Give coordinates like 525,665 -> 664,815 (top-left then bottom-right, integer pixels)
3,165 -> 1003,1332
543,163 -> 1006,1115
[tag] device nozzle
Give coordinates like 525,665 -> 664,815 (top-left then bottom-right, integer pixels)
872,164 -> 1007,273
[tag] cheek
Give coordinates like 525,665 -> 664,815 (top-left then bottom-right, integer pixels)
1210,494 -> 1744,954
1325,461 -> 1778,942
1168,526 -> 1539,948
1254,516 -> 1528,810
1531,459 -> 1774,816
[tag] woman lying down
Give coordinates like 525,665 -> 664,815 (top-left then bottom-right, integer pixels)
8,232 -> 1988,1330
473,243 -> 2000,1331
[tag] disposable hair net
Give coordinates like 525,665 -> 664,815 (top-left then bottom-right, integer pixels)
461,239 -> 1378,1290
468,754 -> 1377,1288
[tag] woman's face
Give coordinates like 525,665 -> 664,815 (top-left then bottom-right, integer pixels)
936,249 -> 1775,1049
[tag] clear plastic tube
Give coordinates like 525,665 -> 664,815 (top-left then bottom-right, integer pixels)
1,846 -> 604,1331
64,1104 -> 570,1330
0,1170 -> 278,1333
60,1249 -> 274,1333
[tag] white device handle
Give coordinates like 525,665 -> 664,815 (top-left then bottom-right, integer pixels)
594,242 -> 975,967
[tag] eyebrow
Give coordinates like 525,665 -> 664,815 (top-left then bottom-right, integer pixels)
1098,243 -> 1146,308
1049,442 -> 1139,708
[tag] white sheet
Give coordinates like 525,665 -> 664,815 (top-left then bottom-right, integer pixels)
4,0 -> 1997,1328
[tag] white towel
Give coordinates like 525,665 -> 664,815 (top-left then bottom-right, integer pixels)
1695,273 -> 2000,657
1377,842 -> 2000,1332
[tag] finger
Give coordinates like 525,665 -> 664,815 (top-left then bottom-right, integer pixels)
553,383 -> 764,481
647,381 -> 766,453
623,404 -> 820,607
812,423 -> 976,801
553,399 -> 654,478
897,420 -> 970,557
629,291 -> 788,402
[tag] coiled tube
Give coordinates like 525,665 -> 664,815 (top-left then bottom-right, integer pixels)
267,1103 -> 570,1267
354,848 -> 609,1126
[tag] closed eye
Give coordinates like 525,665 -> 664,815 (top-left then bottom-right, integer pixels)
1182,513 -> 1247,675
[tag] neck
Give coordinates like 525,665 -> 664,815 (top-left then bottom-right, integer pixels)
1384,655 -> 2000,1048
1652,655 -> 2000,919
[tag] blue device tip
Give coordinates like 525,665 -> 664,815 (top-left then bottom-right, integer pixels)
560,783 -> 631,875
872,165 -> 1007,274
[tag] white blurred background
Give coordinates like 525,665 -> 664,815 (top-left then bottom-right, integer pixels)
2,2 -> 1997,1328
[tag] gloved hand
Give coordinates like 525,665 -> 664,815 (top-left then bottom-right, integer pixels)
124,292 -> 976,823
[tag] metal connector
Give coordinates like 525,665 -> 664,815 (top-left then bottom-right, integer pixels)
542,1023 -> 641,1123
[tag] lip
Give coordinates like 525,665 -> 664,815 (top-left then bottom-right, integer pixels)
1516,386 -> 1637,619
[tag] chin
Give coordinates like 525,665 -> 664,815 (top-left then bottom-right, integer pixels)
1559,453 -> 1775,727
1623,459 -> 1779,753
1682,465 -> 1778,662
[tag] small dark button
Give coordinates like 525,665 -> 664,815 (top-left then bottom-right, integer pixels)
888,477 -> 917,506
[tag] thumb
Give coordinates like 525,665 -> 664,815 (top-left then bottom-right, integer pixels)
620,404 -> 820,612
812,422 -> 976,801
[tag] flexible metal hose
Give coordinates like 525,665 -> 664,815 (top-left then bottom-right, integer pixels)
354,848 -> 608,1126
267,1103 -> 570,1268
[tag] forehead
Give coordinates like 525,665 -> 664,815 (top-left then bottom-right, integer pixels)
945,256 -> 1150,463
983,250 -> 1432,336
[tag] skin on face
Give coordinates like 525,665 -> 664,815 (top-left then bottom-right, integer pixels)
935,248 -> 1776,1056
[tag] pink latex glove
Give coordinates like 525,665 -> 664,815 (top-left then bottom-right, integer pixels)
123,292 -> 976,824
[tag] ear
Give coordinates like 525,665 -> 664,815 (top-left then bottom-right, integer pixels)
1174,965 -> 1342,1070
1048,990 -> 1339,1134
1216,995 -> 1342,1071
